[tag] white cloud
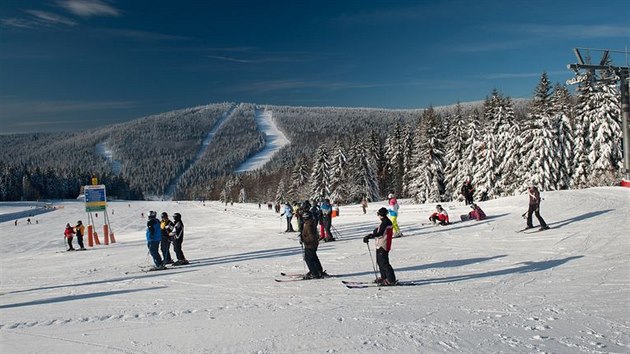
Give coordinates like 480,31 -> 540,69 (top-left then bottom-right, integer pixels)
25,10 -> 77,26
57,0 -> 121,17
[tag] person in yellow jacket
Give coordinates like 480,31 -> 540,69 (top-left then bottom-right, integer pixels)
74,220 -> 86,250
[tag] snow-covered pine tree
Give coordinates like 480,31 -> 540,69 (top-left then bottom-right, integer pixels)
384,121 -> 406,198
521,72 -> 559,191
463,108 -> 483,199
475,90 -> 517,198
407,107 -> 445,203
349,139 -> 380,202
275,177 -> 287,203
309,144 -> 331,199
443,103 -> 469,200
368,130 -> 386,199
551,84 -> 575,190
572,71 -> 596,188
288,155 -> 310,201
328,141 -> 349,203
588,67 -> 623,185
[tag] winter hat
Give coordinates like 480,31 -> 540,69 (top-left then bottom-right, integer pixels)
388,193 -> 394,199
377,207 -> 388,216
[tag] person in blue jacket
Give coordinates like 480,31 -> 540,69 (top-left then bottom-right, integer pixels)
280,202 -> 295,232
146,210 -> 165,270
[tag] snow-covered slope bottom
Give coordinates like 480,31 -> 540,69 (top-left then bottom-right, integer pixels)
1,187 -> 628,353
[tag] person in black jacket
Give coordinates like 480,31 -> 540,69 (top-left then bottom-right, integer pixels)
160,212 -> 174,264
299,203 -> 326,279
170,213 -> 189,265
461,179 -> 474,205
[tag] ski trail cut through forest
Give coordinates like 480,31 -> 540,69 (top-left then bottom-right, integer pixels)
234,107 -> 290,173
163,103 -> 239,200
95,143 -> 122,175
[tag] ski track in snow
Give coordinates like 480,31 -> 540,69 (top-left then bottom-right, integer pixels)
0,187 -> 629,353
163,104 -> 238,199
234,107 -> 290,173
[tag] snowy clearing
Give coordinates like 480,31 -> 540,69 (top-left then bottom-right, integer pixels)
235,107 -> 290,173
0,187 -> 629,353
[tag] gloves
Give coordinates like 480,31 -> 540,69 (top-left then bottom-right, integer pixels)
363,235 -> 371,243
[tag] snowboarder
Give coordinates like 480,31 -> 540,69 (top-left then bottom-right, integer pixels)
363,207 -> 397,286
429,204 -> 450,225
170,212 -> 189,265
461,179 -> 475,205
160,212 -> 174,264
64,223 -> 76,251
319,198 -> 335,242
74,220 -> 86,250
387,193 -> 403,237
526,185 -> 549,231
461,203 -> 486,221
280,202 -> 295,232
146,211 -> 165,270
299,204 -> 326,279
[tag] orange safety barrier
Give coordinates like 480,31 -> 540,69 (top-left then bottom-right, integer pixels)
87,225 -> 94,247
103,224 -> 109,245
93,231 -> 101,245
109,231 -> 116,243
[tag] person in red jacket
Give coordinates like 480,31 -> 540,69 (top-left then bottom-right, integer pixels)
64,223 -> 75,251
468,203 -> 486,220
429,205 -> 450,225
363,207 -> 396,286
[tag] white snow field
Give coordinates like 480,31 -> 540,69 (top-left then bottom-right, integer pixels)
234,107 -> 290,173
1,187 -> 628,353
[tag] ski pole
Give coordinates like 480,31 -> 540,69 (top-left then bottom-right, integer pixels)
366,242 -> 378,282
300,242 -> 307,275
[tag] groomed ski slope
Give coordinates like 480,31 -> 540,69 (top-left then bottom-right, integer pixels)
0,187 -> 628,353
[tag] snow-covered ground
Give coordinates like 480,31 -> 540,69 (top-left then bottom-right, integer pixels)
235,107 -> 290,173
1,187 -> 629,353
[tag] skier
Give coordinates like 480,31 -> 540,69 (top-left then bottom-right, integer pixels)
363,207 -> 397,286
280,202 -> 295,232
74,220 -> 86,250
319,198 -> 335,242
170,212 -> 189,265
146,211 -> 165,270
461,178 -> 474,205
299,203 -> 326,279
160,212 -> 174,264
387,193 -> 403,237
429,204 -> 450,225
64,223 -> 76,251
526,185 -> 549,231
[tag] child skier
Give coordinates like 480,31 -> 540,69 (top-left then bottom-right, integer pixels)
387,193 -> 403,237
64,223 -> 75,251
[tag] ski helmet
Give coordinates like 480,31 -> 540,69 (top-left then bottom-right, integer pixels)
173,212 -> 181,220
161,212 -> 168,218
77,220 -> 82,225
148,210 -> 157,218
377,207 -> 388,216
388,193 -> 394,199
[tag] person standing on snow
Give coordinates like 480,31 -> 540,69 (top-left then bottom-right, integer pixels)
170,212 -> 189,265
363,207 -> 397,286
280,202 -> 295,232
429,204 -> 450,225
74,220 -> 86,250
160,212 -> 174,264
461,178 -> 474,205
387,193 -> 403,237
361,196 -> 368,214
299,203 -> 326,279
319,198 -> 335,242
146,211 -> 165,270
526,185 -> 549,231
64,223 -> 76,251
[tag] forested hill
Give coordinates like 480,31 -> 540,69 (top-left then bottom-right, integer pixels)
0,71 -> 625,203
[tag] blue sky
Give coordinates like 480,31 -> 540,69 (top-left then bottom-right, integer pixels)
1,0 -> 628,134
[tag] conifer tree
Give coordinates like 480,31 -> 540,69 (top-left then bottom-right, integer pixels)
443,103 -> 469,200
310,144 -> 331,199
552,84 -> 575,189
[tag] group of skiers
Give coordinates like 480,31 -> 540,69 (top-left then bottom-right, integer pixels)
281,198 -> 337,242
63,220 -> 86,251
145,211 -> 188,270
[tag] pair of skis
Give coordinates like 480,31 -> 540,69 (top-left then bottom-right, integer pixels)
276,272 -> 420,288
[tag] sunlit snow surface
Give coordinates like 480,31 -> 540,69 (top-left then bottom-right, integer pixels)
235,108 -> 290,173
1,187 -> 629,353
